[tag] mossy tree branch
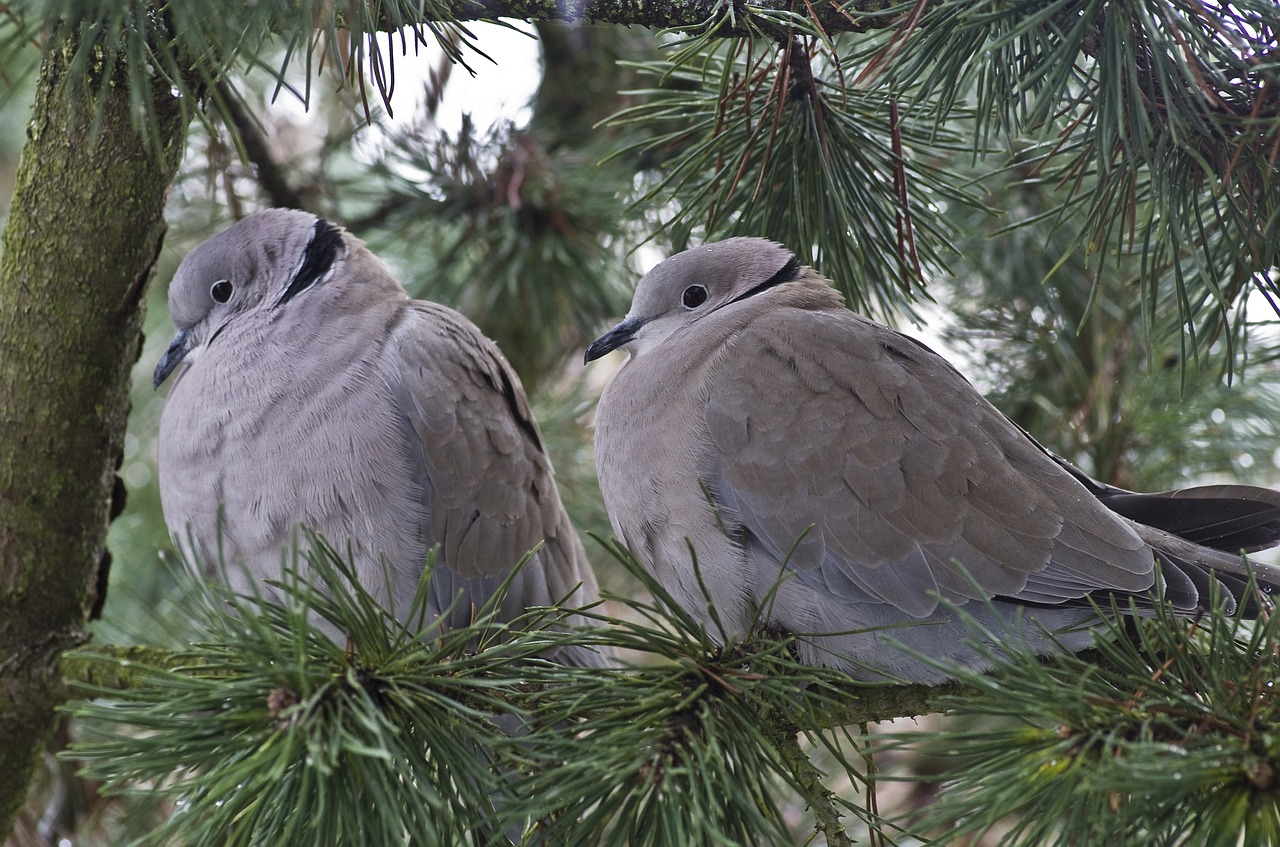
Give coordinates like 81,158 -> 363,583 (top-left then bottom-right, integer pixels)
0,37 -> 193,837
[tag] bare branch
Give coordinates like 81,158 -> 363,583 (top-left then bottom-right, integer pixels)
214,80 -> 310,213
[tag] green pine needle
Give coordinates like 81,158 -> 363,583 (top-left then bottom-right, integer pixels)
874,580 -> 1280,846
606,36 -> 977,321
67,536 -> 599,846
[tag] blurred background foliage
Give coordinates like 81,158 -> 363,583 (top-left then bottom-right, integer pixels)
2,2 -> 1279,844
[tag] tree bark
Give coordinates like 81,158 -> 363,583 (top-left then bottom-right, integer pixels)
0,38 -> 189,836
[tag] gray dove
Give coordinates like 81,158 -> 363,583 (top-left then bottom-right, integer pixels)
155,208 -> 606,666
586,237 -> 1280,683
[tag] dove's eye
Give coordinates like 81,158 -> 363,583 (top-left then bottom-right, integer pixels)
211,280 -> 233,304
681,285 -> 708,310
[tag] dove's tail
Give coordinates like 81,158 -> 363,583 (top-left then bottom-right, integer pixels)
1098,485 -> 1280,554
1093,480 -> 1280,615
1112,486 -> 1280,616
1049,453 -> 1280,615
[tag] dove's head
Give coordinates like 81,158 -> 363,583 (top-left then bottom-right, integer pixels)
153,209 -> 352,388
585,237 -> 816,363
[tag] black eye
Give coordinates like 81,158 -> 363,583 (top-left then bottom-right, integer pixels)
681,285 -> 708,309
210,280 -> 233,304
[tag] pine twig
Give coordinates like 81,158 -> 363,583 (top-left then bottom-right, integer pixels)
771,721 -> 854,847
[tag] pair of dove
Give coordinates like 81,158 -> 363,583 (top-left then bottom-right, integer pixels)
156,209 -> 1280,683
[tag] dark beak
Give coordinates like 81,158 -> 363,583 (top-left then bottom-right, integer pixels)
153,329 -> 191,388
584,317 -> 645,364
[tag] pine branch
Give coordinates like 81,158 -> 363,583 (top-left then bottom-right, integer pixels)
872,588 -> 1280,845
59,538 -> 971,845
771,723 -> 855,847
354,0 -> 892,33
7,1 -> 1276,345
59,642 -> 969,721
59,538 -> 1280,844
212,80 -> 309,213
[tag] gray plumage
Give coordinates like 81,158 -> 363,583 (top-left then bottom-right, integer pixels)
156,208 -> 605,666
586,237 -> 1280,683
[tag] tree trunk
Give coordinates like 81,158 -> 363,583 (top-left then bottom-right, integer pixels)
0,37 -> 189,836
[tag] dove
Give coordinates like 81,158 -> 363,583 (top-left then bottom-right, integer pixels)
155,208 -> 606,665
586,237 -> 1280,682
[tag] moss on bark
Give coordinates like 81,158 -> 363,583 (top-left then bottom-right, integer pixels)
0,37 -> 190,836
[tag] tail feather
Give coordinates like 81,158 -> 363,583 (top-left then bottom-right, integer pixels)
1204,567 -> 1269,617
1132,521 -> 1280,615
1035,445 -> 1280,618
1099,486 -> 1280,553
1151,550 -> 1227,614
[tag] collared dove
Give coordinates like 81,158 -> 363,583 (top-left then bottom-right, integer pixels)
586,237 -> 1280,683
155,208 -> 606,666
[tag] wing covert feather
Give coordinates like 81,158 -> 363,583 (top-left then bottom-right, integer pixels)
390,303 -> 555,580
704,307 -> 1154,616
